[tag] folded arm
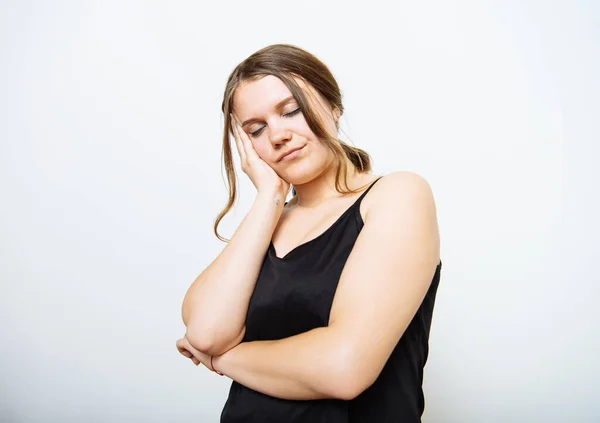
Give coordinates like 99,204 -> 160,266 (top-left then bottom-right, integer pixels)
214,172 -> 441,401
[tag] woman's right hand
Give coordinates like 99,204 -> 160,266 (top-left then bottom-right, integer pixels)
230,114 -> 290,200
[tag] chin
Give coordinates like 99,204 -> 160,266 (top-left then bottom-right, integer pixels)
282,165 -> 329,187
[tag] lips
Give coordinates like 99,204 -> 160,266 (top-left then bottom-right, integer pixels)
278,146 -> 304,162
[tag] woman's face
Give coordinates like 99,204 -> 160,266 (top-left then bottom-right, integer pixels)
232,75 -> 339,185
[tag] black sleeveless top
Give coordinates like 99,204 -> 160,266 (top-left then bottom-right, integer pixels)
220,176 -> 442,423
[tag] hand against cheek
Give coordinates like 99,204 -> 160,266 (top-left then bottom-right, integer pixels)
230,114 -> 290,199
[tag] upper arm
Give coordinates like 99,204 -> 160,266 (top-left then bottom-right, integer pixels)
327,171 -> 440,399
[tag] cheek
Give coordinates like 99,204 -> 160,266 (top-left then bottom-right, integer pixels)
295,115 -> 312,134
252,139 -> 270,157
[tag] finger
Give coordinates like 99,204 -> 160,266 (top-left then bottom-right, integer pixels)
181,339 -> 208,367
230,114 -> 258,160
234,123 -> 249,165
182,334 -> 206,358
229,113 -> 239,135
234,121 -> 259,162
230,114 -> 247,164
176,342 -> 192,358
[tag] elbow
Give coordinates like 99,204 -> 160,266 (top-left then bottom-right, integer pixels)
331,373 -> 371,401
327,351 -> 375,400
185,324 -> 245,357
185,329 -> 219,356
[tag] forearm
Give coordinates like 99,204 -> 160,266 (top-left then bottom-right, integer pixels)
213,327 -> 350,400
182,190 -> 285,354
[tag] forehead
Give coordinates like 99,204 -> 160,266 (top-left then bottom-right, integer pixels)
233,75 -> 318,117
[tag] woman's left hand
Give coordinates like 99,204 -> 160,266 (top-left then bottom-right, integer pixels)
176,334 -> 212,370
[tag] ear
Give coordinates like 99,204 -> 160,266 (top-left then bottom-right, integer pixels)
332,106 -> 342,122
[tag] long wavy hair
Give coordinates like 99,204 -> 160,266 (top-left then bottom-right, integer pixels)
214,43 -> 373,242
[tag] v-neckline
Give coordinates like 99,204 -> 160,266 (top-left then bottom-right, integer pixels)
269,202 -> 355,261
269,176 -> 383,261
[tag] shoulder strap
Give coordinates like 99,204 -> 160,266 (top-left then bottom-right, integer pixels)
356,175 -> 384,202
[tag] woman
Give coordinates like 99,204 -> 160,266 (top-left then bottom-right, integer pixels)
177,43 -> 442,422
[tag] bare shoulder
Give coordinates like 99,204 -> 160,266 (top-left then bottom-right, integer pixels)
363,171 -> 436,222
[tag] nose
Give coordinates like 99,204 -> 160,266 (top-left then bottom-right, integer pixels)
268,119 -> 292,146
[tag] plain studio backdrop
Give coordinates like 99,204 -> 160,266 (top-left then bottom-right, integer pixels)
1,0 -> 598,422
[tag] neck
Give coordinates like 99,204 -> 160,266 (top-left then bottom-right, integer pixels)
290,160 -> 368,208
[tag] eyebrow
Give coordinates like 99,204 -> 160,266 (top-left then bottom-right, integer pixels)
241,95 -> 296,127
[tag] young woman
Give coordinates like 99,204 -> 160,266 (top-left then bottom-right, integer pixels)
177,43 -> 442,422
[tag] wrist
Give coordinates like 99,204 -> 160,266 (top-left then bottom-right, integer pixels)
211,350 -> 230,376
210,355 -> 223,376
213,342 -> 244,377
256,188 -> 287,208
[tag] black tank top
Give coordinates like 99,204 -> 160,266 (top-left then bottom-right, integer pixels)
220,176 -> 442,423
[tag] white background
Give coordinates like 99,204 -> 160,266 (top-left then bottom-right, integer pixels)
1,0 -> 598,422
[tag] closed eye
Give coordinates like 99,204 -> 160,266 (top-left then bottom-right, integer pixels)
249,109 -> 301,138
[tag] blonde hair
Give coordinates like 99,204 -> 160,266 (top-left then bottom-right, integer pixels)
215,43 -> 373,242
